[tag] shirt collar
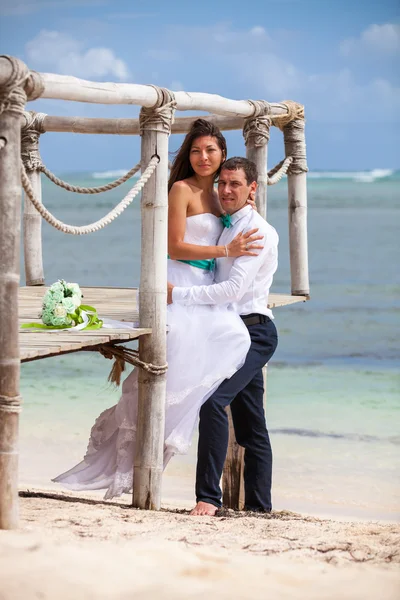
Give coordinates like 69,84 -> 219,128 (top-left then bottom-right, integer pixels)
230,204 -> 252,226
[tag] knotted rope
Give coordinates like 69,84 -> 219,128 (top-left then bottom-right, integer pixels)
283,118 -> 308,174
21,111 -> 46,171
0,56 -> 44,117
243,115 -> 271,147
271,100 -> 305,131
0,56 -> 29,117
139,86 -> 176,134
0,394 -> 22,414
21,155 -> 159,235
93,345 -> 168,386
243,100 -> 271,148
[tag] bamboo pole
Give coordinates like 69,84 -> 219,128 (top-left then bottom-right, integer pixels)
283,119 -> 309,296
132,103 -> 172,510
0,57 -> 29,529
244,115 -> 270,217
23,170 -> 45,285
21,112 -> 45,286
32,70 -> 292,118
34,114 -> 247,135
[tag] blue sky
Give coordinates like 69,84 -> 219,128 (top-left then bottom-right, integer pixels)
1,0 -> 399,172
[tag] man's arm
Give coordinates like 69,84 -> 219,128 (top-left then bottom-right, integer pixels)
171,231 -> 277,306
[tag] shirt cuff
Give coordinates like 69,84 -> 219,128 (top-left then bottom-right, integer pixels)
172,286 -> 189,305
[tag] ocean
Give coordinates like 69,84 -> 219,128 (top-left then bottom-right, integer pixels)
19,168 -> 400,521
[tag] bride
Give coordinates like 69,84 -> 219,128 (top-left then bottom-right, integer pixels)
53,119 -> 264,499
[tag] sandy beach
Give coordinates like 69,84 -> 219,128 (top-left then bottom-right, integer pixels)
0,489 -> 399,600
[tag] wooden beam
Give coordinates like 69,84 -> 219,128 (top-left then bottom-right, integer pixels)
37,114 -> 247,135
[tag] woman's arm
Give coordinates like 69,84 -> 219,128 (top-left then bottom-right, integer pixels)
168,182 -> 263,260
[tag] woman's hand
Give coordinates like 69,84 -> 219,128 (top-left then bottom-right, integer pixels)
226,229 -> 264,257
246,191 -> 258,211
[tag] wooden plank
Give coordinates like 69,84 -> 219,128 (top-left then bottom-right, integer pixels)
18,287 -> 307,363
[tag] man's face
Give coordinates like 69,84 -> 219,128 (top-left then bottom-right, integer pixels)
217,168 -> 257,215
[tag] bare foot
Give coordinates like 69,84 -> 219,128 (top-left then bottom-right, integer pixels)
190,501 -> 218,516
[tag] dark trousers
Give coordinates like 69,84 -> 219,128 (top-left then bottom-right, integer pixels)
195,319 -> 278,511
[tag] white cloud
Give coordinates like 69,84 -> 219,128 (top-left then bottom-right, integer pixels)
250,26 -> 266,37
25,30 -> 130,81
340,23 -> 400,57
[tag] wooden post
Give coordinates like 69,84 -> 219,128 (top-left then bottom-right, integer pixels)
283,119 -> 309,296
21,111 -> 45,286
132,94 -> 174,510
243,114 -> 270,217
0,56 -> 30,529
222,111 -> 271,509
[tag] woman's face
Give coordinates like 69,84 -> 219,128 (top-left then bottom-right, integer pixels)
189,136 -> 224,178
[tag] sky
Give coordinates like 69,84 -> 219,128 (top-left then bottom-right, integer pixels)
0,0 -> 399,172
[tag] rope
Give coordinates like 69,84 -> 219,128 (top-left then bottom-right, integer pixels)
0,394 -> 22,414
247,99 -> 271,117
0,56 -> 29,117
267,156 -> 293,185
40,162 -> 141,194
94,344 -> 168,386
140,87 -> 176,134
271,100 -> 305,131
243,115 -> 271,147
283,119 -> 308,174
21,111 -> 46,171
21,155 -> 159,235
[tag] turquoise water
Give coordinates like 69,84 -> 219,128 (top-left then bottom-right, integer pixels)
19,170 -> 400,519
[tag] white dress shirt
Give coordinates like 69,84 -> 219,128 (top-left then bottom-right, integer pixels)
172,205 -> 279,319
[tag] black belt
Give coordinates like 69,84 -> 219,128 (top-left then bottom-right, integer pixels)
240,313 -> 271,326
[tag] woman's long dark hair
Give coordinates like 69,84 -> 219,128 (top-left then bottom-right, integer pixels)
168,119 -> 227,192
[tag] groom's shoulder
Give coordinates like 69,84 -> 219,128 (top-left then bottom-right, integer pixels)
246,210 -> 278,241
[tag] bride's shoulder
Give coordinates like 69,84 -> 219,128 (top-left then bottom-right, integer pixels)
170,179 -> 195,192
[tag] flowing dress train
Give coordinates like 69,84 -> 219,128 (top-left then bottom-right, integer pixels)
53,214 -> 251,499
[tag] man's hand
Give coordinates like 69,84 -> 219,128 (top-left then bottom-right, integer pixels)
167,282 -> 174,304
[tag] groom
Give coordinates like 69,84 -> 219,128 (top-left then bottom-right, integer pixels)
167,157 -> 279,516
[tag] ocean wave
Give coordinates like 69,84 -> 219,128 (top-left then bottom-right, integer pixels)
271,428 -> 400,445
308,169 -> 395,183
92,169 -> 138,179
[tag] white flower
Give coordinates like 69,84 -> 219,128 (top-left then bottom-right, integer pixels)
53,304 -> 68,318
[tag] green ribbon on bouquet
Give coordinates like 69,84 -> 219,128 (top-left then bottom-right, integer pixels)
21,305 -> 103,331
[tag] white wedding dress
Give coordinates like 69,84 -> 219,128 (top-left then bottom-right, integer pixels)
53,214 -> 251,499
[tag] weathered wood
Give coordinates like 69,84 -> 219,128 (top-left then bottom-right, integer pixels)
132,114 -> 170,510
35,72 -> 291,118
23,169 -> 44,286
0,60 -> 29,528
18,286 -> 152,362
38,114 -> 247,135
287,172 -> 309,296
222,410 -> 245,510
284,120 -> 309,296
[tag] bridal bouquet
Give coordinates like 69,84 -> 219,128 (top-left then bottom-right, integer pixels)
22,280 -> 103,331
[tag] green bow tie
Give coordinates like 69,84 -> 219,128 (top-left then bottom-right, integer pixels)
220,213 -> 232,228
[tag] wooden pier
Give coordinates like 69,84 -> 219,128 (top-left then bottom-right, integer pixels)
0,54 -> 309,528
19,287 -> 306,362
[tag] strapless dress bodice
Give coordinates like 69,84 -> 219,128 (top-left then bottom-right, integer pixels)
168,214 -> 223,287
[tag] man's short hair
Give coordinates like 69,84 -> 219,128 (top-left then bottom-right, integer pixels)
220,157 -> 258,185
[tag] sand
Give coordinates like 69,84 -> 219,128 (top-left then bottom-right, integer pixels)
0,490 -> 399,600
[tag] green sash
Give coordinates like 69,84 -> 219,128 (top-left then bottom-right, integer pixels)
167,256 -> 215,271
